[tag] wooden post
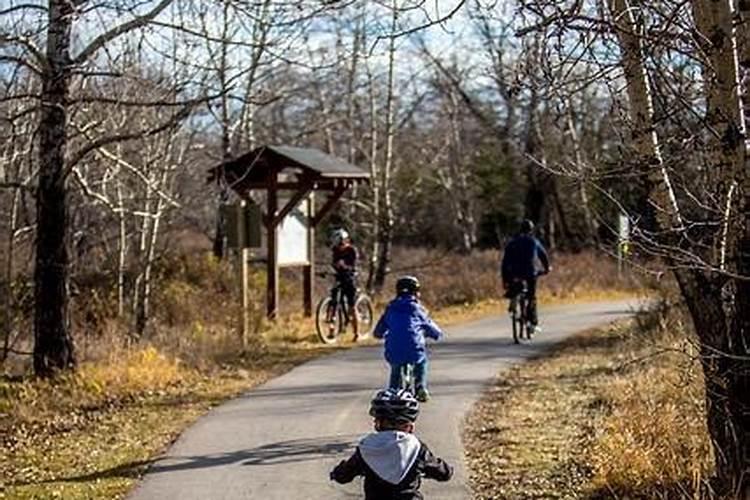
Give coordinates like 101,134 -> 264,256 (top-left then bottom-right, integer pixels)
234,201 -> 250,347
267,174 -> 279,319
303,194 -> 315,316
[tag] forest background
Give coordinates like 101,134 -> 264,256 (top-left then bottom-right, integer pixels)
3,0 -> 750,497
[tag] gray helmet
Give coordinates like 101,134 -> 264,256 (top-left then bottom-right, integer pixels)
369,388 -> 420,423
330,228 -> 349,247
520,219 -> 534,234
396,275 -> 420,295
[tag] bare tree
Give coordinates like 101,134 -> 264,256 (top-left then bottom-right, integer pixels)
0,0 -> 198,375
514,0 -> 750,493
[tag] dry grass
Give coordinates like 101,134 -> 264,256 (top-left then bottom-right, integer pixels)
0,343 -> 319,499
465,301 -> 713,500
384,248 -> 644,310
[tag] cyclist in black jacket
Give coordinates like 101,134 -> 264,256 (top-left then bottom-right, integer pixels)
330,228 -> 359,334
330,389 -> 453,499
501,219 -> 551,334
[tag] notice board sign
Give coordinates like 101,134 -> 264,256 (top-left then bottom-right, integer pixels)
277,196 -> 311,266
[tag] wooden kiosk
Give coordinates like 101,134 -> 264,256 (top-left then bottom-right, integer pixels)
208,145 -> 370,319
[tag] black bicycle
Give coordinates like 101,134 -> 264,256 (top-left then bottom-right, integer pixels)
508,280 -> 531,344
315,270 -> 374,344
507,271 -> 547,344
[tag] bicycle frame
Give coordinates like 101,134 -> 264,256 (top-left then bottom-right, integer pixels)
508,280 -> 529,343
328,284 -> 351,325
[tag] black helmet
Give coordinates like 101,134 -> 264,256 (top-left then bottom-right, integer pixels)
369,388 -> 420,423
520,219 -> 535,234
396,275 -> 420,295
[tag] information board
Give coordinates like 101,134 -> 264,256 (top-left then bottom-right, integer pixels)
277,196 -> 311,266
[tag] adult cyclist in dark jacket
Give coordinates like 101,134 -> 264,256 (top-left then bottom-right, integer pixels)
330,228 -> 358,335
330,388 -> 453,499
501,219 -> 551,333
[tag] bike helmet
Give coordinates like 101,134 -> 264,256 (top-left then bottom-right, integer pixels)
330,228 -> 349,247
520,219 -> 535,234
395,275 -> 420,296
369,388 -> 420,423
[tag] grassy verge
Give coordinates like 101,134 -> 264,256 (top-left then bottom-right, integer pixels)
464,304 -> 713,500
0,343 -> 327,499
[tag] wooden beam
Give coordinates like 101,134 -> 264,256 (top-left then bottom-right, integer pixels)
311,185 -> 347,227
303,195 -> 315,317
239,179 -> 367,191
266,174 -> 279,320
270,181 -> 314,227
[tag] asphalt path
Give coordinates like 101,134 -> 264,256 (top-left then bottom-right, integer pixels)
129,299 -> 640,500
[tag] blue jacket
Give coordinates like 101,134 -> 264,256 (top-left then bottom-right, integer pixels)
501,234 -> 549,282
373,295 -> 443,365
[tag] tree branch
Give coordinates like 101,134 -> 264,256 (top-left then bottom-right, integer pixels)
72,0 -> 173,65
64,104 -> 192,175
0,4 -> 47,16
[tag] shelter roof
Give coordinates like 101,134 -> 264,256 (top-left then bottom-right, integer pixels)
208,145 -> 369,193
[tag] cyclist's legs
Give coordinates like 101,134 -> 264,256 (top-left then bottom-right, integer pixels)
414,358 -> 428,390
388,363 -> 402,390
526,277 -> 538,326
341,277 -> 358,332
329,283 -> 340,308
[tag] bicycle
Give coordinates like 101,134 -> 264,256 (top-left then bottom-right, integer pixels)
508,280 -> 531,344
507,270 -> 547,344
315,269 -> 374,344
398,363 -> 416,394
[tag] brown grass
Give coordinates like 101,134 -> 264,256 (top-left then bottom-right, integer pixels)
465,300 -> 713,500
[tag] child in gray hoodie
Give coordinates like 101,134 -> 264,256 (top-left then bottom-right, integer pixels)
330,389 -> 453,499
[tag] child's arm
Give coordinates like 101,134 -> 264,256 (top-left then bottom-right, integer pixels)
330,449 -> 365,483
373,309 -> 389,339
420,444 -> 453,482
417,306 -> 444,340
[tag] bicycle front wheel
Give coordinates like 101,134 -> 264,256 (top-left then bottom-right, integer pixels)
354,294 -> 374,341
316,297 -> 342,344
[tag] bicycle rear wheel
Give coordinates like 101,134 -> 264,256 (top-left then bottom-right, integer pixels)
510,298 -> 521,344
354,294 -> 374,341
316,297 -> 342,344
400,364 -> 415,394
521,296 -> 533,340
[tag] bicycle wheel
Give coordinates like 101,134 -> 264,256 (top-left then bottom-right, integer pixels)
316,297 -> 342,344
521,295 -> 533,340
400,364 -> 415,394
354,294 -> 374,341
510,298 -> 520,344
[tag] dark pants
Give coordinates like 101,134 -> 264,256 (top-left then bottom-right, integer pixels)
507,277 -> 538,326
331,273 -> 356,309
388,360 -> 428,391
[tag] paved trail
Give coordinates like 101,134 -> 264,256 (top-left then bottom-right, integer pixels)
129,300 -> 640,500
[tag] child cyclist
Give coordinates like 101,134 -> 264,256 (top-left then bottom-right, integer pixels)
373,276 -> 444,402
330,388 -> 453,499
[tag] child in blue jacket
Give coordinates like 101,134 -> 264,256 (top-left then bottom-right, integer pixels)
373,276 -> 444,402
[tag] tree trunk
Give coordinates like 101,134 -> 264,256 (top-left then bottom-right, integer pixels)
566,105 -> 597,244
33,0 -> 76,376
365,59 -> 380,292
373,1 -> 398,291
675,268 -> 750,498
609,0 -> 682,230
688,2 -> 750,493
212,2 -> 233,261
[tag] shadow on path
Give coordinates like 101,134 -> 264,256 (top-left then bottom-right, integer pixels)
18,435 -> 358,487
